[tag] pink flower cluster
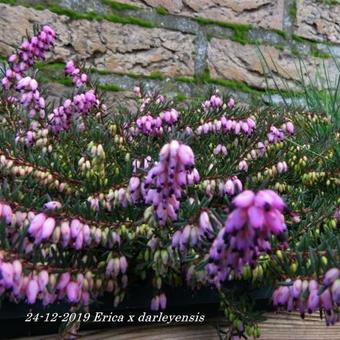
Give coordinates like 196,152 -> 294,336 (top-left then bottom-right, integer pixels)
143,141 -> 199,225
277,161 -> 288,173
172,211 -> 215,251
196,116 -> 256,136
134,108 -> 179,136
65,60 -> 88,87
128,176 -> 142,203
202,176 -> 243,197
16,76 -> 46,119
48,90 -> 99,133
1,25 -> 56,90
172,224 -> 200,251
223,176 -> 243,196
213,144 -> 227,156
273,268 -> 340,326
150,293 -> 167,311
0,202 -> 120,251
0,203 -> 13,225
105,256 -> 128,278
139,93 -> 165,112
267,122 -> 294,144
0,254 -> 127,307
203,95 -> 223,109
27,214 -> 120,250
207,190 -> 287,287
0,259 -> 91,305
132,156 -> 152,173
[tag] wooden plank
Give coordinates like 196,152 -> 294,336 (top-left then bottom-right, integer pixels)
15,312 -> 340,339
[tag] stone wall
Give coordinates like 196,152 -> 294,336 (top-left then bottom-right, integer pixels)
0,0 -> 339,101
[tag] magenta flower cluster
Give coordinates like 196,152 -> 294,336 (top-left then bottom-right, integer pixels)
133,108 -> 179,136
172,210 -> 214,251
273,268 -> 340,325
1,25 -> 56,90
48,90 -> 99,133
0,254 -> 126,306
0,258 -> 91,305
0,202 -> 120,251
16,76 -> 46,119
196,116 -> 256,136
203,95 -> 223,109
206,190 -> 287,287
65,60 -> 88,87
268,122 -> 294,143
202,175 -> 243,197
143,140 -> 199,225
150,293 -> 167,311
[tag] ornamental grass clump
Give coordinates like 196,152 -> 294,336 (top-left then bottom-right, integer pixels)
0,26 -> 339,338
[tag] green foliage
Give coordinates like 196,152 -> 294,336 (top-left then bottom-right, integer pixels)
0,47 -> 339,336
0,10 -> 338,338
261,48 -> 340,127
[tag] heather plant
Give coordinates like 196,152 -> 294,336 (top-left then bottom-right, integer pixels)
0,26 -> 339,339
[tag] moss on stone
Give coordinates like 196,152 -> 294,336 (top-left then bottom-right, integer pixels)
273,29 -> 288,40
292,34 -> 310,44
274,44 -> 285,51
155,6 -> 169,15
319,0 -> 340,4
0,0 -> 16,4
102,0 -> 139,11
173,93 -> 187,102
195,17 -> 252,45
291,47 -> 301,57
174,76 -> 195,84
289,0 -> 297,21
310,46 -> 331,59
207,78 -> 262,95
105,13 -> 155,27
98,83 -> 122,92
148,71 -> 166,80
0,1 -> 157,28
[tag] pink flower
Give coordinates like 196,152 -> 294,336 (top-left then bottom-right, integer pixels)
43,201 -> 62,210
70,219 -> 82,238
57,272 -> 71,290
227,98 -> 235,109
26,279 -> 39,304
41,217 -> 56,240
238,160 -> 248,172
1,262 -> 14,288
119,256 -> 128,274
66,281 -> 80,303
38,270 -> 49,290
28,213 -> 46,236
233,190 -> 255,208
159,293 -> 167,309
324,268 -> 340,286
12,260 -> 23,281
150,296 -> 160,311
